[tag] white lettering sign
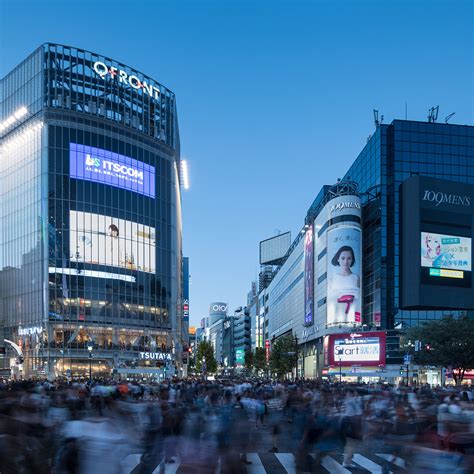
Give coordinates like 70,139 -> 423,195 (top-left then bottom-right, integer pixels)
333,336 -> 380,362
422,190 -> 471,207
330,201 -> 361,213
93,61 -> 161,101
210,304 -> 228,313
139,352 -> 172,361
19,326 -> 42,336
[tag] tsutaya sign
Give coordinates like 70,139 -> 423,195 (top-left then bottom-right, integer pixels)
139,352 -> 172,361
93,61 -> 161,101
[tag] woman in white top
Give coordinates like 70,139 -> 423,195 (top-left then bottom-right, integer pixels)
329,246 -> 360,322
330,246 -> 360,290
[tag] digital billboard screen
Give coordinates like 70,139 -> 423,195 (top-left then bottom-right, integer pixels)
327,332 -> 386,367
259,232 -> 291,265
304,225 -> 314,326
70,143 -> 155,198
421,232 -> 472,287
421,232 -> 471,272
327,227 -> 362,325
70,211 -> 156,273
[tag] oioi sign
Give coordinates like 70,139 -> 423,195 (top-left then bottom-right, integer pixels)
93,61 -> 161,101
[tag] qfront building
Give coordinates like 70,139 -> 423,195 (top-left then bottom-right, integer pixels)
261,118 -> 474,384
0,44 -> 184,379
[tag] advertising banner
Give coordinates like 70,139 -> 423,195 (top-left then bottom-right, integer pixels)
421,232 -> 471,272
70,143 -> 155,198
304,225 -> 314,326
327,332 -> 386,367
327,227 -> 362,325
236,349 -> 245,366
70,210 -> 156,273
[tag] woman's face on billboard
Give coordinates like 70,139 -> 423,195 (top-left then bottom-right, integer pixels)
338,250 -> 353,270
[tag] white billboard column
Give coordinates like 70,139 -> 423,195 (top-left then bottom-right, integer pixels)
322,195 -> 362,326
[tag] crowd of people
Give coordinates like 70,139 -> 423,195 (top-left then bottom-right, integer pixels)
0,377 -> 473,473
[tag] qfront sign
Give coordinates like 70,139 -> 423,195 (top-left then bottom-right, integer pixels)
422,190 -> 471,208
93,61 -> 161,101
139,352 -> 172,361
70,143 -> 155,198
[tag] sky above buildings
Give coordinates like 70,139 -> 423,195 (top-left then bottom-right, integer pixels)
1,0 -> 473,326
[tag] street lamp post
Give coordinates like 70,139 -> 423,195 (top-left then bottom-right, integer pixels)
87,344 -> 93,384
294,335 -> 299,381
202,356 -> 206,381
339,357 -> 342,383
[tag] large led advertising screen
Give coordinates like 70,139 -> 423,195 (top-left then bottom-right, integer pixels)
70,211 -> 156,273
304,225 -> 314,326
70,143 -> 155,198
259,232 -> 291,265
421,232 -> 471,273
327,227 -> 362,325
327,332 -> 386,367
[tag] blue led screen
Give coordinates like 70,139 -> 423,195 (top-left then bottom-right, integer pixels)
70,143 -> 155,198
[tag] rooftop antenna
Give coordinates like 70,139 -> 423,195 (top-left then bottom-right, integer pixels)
445,112 -> 455,123
373,109 -> 380,128
428,105 -> 439,123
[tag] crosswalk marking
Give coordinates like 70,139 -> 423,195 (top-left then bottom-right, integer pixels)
127,452 -> 407,473
320,455 -> 352,474
275,453 -> 296,473
246,452 -> 267,474
353,454 -> 383,473
123,453 -> 141,474
376,453 -> 406,468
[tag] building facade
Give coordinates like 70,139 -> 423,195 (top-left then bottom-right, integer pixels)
264,119 -> 474,381
0,44 -> 184,379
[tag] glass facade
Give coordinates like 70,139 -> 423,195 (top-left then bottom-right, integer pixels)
261,119 -> 473,378
0,44 -> 183,378
344,120 -> 474,329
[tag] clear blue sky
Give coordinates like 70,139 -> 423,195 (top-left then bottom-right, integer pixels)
1,0 -> 473,326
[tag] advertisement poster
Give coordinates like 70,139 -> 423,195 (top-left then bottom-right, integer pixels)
70,210 -> 156,273
327,226 -> 362,325
421,232 -> 471,272
304,224 -> 314,325
70,143 -> 155,198
327,332 -> 386,367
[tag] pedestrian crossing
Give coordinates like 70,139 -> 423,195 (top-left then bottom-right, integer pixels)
125,452 -> 408,473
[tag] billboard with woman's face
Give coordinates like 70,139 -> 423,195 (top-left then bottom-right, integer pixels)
69,210 -> 156,273
327,227 -> 362,325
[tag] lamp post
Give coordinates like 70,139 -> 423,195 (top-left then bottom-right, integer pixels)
202,356 -> 206,381
339,356 -> 342,383
294,335 -> 299,381
87,343 -> 93,384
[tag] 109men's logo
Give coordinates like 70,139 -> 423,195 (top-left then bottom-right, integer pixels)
422,189 -> 471,207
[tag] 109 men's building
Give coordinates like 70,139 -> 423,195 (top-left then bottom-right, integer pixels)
259,118 -> 474,384
0,44 -> 185,378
